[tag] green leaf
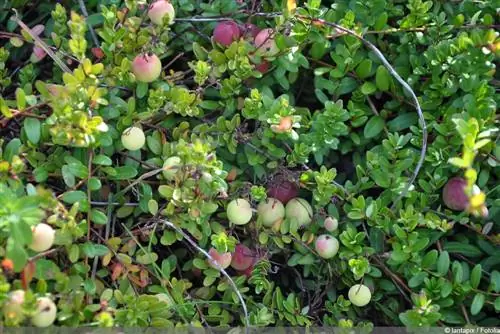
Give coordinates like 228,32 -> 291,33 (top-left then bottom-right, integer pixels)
437,251 -> 450,276
10,220 -> 32,246
110,166 -> 138,180
136,252 -> 158,265
6,239 -> 28,272
87,177 -> 102,191
0,97 -> 12,117
61,165 -> 76,187
297,253 -> 315,265
443,242 -> 483,257
24,118 -> 41,144
90,209 -> 107,225
337,77 -> 358,95
387,113 -> 418,132
193,258 -> 208,270
364,116 -> 385,138
422,250 -> 438,268
470,264 -> 482,289
82,243 -> 109,257
361,82 -> 377,95
374,12 -> 388,30
62,191 -> 87,204
470,293 -> 485,315
4,139 -> 22,162
93,154 -> 112,166
148,199 -> 158,215
375,65 -> 390,91
69,244 -> 79,263
136,82 -> 148,99
16,88 -> 26,110
287,253 -> 301,266
490,270 -> 500,292
408,272 -> 426,288
84,279 -> 97,295
355,59 -> 372,79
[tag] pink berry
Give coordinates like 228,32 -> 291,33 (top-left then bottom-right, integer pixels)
30,46 -> 47,63
323,217 -> 338,232
207,248 -> 232,269
213,21 -> 241,46
148,0 -> 175,25
230,244 -> 255,271
132,53 -> 162,83
442,177 -> 469,211
254,28 -> 279,57
315,234 -> 339,259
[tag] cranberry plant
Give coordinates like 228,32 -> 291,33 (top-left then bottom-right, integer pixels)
0,0 -> 499,329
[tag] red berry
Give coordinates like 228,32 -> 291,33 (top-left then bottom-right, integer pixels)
230,244 -> 255,271
442,177 -> 469,211
267,180 -> 299,204
254,61 -> 270,73
213,21 -> 241,46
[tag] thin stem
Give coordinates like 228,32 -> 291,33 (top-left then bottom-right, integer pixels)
298,15 -> 428,210
159,219 -> 250,330
12,10 -> 71,73
365,24 -> 500,35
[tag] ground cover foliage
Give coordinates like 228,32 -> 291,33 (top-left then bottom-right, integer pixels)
0,0 -> 499,329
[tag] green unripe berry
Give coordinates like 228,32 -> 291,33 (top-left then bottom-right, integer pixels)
121,127 -> 145,151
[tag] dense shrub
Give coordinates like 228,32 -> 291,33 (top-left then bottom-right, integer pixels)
0,0 -> 498,329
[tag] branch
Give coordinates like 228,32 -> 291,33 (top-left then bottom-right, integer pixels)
298,15 -> 428,210
365,24 -> 500,35
174,11 -> 281,22
12,10 -> 71,73
159,219 -> 250,330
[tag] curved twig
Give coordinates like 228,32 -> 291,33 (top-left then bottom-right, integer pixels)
160,219 -> 250,331
298,15 -> 428,209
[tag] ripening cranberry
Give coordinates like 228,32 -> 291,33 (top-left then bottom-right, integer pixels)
148,0 -> 175,25
213,21 -> 241,46
442,177 -> 469,211
132,53 -> 162,83
271,116 -> 293,133
207,248 -> 232,269
30,46 -> 47,63
315,234 -> 339,259
254,28 -> 279,57
230,244 -> 255,271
